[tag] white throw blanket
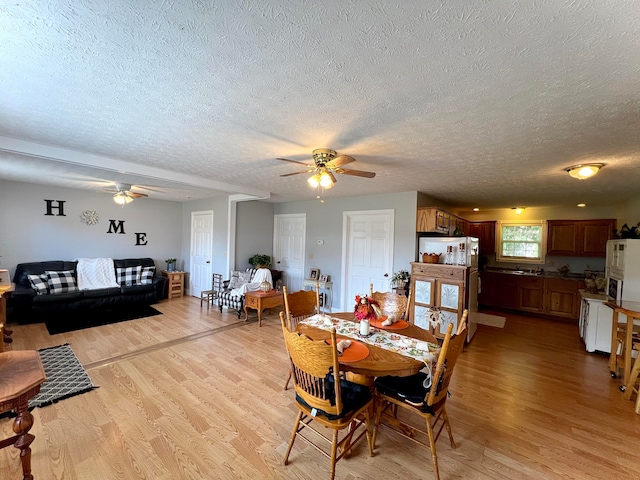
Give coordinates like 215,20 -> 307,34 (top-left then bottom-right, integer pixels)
75,258 -> 119,290
230,268 -> 273,296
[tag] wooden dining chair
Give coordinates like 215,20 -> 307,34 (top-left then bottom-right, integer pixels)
372,321 -> 466,480
280,312 -> 374,480
456,309 -> 469,336
369,283 -> 410,320
200,273 -> 223,309
282,285 -> 320,390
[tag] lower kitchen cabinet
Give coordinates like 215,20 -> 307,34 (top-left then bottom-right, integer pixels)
479,271 -> 584,320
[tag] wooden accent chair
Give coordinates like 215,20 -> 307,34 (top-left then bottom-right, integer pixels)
0,350 -> 46,480
280,312 -> 374,480
369,283 -> 410,321
200,273 -> 223,309
282,285 -> 320,390
372,320 -> 467,480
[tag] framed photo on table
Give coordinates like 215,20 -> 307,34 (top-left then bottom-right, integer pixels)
319,274 -> 329,282
309,268 -> 320,280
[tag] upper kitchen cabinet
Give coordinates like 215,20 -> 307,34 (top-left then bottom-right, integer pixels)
547,219 -> 616,257
417,207 -> 451,234
417,207 -> 468,235
468,221 -> 496,255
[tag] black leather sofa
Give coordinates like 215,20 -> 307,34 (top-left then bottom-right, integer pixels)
10,258 -> 167,322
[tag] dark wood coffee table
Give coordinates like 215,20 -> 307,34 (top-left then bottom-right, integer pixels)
244,290 -> 284,327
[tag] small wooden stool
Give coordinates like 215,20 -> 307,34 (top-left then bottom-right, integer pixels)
0,350 -> 46,480
624,352 -> 640,414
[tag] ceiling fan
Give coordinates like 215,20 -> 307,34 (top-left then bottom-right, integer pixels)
276,149 -> 376,189
105,183 -> 149,205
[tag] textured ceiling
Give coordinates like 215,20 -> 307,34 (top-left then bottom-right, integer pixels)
0,1 -> 639,209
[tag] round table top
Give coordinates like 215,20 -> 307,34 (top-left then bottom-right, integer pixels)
296,312 -> 439,378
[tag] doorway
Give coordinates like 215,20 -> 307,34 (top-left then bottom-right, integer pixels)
341,209 -> 395,311
190,211 -> 213,297
273,214 -> 306,292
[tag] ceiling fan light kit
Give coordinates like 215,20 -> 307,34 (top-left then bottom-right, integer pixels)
277,148 -> 375,201
566,163 -> 604,180
113,192 -> 134,205
109,182 -> 148,206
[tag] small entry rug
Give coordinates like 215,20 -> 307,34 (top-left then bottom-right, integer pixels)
473,312 -> 507,328
30,343 -> 97,408
45,305 -> 162,335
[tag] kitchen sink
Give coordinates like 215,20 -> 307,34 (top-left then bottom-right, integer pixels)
499,269 -> 542,276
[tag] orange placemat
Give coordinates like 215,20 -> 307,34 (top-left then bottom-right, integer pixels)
370,317 -> 409,330
329,338 -> 370,363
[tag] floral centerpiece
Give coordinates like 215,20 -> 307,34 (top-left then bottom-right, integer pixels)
354,294 -> 381,320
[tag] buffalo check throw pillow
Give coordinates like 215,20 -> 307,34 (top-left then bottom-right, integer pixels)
28,273 -> 50,295
116,266 -> 142,286
140,266 -> 155,285
45,270 -> 78,294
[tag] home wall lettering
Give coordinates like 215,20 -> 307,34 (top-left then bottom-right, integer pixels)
135,233 -> 148,245
44,199 -> 66,216
107,220 -> 126,234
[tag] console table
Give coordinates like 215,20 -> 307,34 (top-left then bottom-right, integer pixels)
244,290 -> 284,327
302,279 -> 333,312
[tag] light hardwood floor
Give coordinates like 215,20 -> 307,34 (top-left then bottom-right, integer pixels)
1,297 -> 639,479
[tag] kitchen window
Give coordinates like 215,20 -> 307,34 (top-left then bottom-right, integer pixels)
496,221 -> 546,263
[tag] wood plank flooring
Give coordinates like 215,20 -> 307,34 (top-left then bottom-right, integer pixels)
1,298 -> 639,479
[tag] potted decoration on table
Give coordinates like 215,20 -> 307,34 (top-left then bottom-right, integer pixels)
390,269 -> 410,290
165,258 -> 177,272
354,294 -> 380,336
248,254 -> 272,269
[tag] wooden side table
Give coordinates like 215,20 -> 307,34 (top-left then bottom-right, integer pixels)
162,271 -> 185,299
244,290 -> 284,327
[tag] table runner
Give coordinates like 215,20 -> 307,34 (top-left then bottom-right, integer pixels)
300,315 -> 440,365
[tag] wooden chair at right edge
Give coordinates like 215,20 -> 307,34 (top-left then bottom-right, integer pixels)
282,285 -> 320,390
373,318 -> 467,480
280,312 -> 374,480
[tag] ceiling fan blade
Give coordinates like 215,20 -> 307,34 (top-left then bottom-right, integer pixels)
280,170 -> 315,177
327,155 -> 355,168
327,170 -> 338,184
276,157 -> 314,167
128,192 -> 148,198
335,168 -> 376,178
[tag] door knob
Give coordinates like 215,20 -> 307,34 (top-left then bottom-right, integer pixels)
206,261 -> 210,264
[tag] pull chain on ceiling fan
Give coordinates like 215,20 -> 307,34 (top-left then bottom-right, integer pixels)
276,149 -> 376,201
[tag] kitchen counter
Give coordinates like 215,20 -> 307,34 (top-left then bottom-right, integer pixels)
483,268 -> 585,280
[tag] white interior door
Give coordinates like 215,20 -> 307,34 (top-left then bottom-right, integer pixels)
190,211 -> 213,297
273,214 -> 306,292
341,209 -> 395,310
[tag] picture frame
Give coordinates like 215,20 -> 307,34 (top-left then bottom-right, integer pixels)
309,268 -> 320,280
319,274 -> 329,282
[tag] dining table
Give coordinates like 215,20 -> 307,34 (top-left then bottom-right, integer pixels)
295,312 -> 440,386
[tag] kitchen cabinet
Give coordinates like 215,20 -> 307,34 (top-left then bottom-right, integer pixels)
479,271 -> 584,320
547,219 -> 616,257
417,207 -> 450,234
416,207 -> 471,236
544,278 -> 582,319
410,263 -> 476,341
469,221 -> 496,255
518,277 -> 544,313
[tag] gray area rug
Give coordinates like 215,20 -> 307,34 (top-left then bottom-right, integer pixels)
30,343 -> 97,408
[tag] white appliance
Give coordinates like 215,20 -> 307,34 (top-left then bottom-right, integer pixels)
579,290 -> 612,353
418,236 -> 479,267
606,239 -> 640,303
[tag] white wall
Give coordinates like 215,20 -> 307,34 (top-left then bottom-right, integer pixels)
274,191 -> 418,308
235,201 -> 275,270
0,180 -> 182,278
